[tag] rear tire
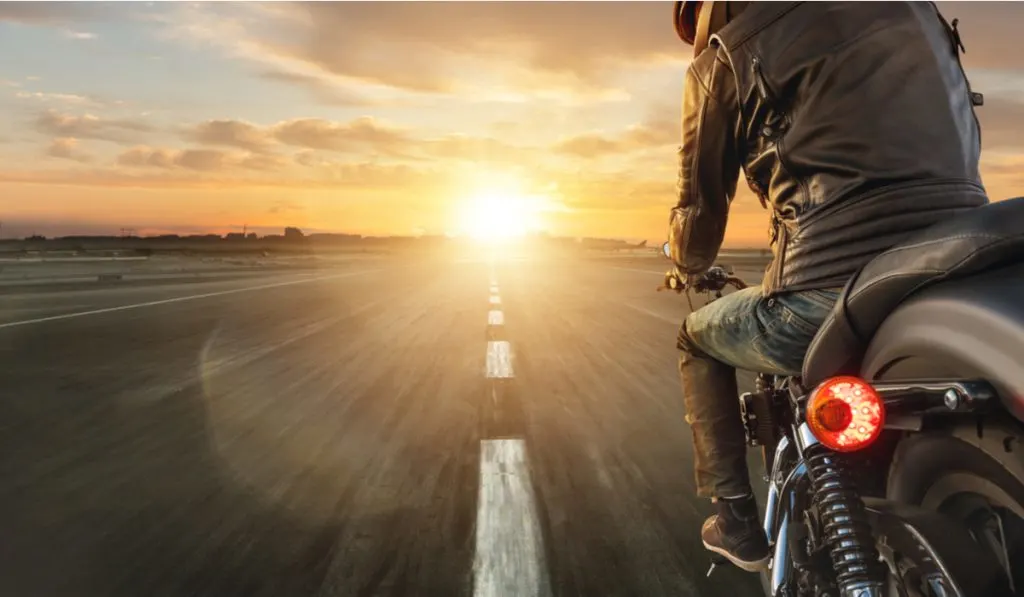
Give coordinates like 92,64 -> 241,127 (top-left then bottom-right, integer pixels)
887,430 -> 1024,594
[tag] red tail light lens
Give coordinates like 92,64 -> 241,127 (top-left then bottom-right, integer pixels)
806,376 -> 885,452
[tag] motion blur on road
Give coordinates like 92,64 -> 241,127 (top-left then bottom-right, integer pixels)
0,247 -> 770,597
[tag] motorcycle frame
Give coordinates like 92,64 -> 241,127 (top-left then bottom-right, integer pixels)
756,376 -> 998,597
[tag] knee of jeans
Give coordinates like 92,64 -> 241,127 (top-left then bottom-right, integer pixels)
676,318 -> 709,357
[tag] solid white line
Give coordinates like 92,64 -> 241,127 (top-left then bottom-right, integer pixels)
489,295 -> 501,305
473,439 -> 548,597
486,340 -> 513,378
0,270 -> 379,330
488,310 -> 504,326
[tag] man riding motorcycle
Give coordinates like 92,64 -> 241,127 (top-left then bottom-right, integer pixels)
667,0 -> 988,572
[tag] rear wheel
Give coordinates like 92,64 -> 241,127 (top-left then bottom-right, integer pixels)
887,431 -> 1024,594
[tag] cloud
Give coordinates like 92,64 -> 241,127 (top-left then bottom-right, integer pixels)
187,119 -> 274,152
0,3 -> 104,25
182,116 -> 544,171
282,3 -> 676,87
978,96 -> 1024,152
62,29 -> 96,40
272,117 -> 410,153
980,154 -> 1024,201
2,156 -> 448,191
268,198 -> 303,214
186,116 -> 413,157
15,90 -> 93,105
427,135 -> 531,164
114,143 -> 443,190
158,2 -> 675,103
45,137 -> 92,163
240,153 -> 291,172
119,147 -> 238,171
554,118 -> 678,158
553,174 -> 677,212
258,70 -> 368,106
34,110 -> 153,143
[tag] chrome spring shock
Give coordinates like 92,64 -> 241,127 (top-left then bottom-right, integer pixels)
805,445 -> 884,593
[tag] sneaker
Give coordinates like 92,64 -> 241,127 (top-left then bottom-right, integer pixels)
701,494 -> 771,572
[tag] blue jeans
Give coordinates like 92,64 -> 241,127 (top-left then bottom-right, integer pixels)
677,286 -> 841,498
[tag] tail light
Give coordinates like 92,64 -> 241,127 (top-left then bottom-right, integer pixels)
806,376 -> 885,452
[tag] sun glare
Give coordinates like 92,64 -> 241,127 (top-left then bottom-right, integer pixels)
458,190 -> 542,242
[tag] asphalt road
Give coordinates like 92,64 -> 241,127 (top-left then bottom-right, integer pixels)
0,256 -> 769,597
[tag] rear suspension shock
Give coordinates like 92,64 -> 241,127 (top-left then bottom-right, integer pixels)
805,445 -> 885,595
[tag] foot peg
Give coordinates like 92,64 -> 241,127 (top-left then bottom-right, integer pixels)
706,553 -> 729,577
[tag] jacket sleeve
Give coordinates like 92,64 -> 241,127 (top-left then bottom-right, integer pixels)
668,46 -> 742,275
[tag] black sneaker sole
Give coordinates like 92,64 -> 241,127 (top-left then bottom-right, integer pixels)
702,540 -> 771,573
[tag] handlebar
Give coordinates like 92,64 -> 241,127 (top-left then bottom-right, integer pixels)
657,265 -> 747,295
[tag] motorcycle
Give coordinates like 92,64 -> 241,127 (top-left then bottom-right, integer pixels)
658,196 -> 1024,597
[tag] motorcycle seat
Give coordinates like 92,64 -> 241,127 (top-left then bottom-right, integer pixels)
802,196 -> 1024,386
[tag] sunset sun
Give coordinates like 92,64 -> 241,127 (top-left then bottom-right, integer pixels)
459,191 -> 536,241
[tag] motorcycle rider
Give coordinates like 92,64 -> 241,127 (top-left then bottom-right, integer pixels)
668,1 -> 987,571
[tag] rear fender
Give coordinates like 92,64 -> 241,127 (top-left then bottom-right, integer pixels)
862,263 -> 1024,422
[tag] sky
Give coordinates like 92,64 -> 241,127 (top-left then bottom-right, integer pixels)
1,1 -> 1023,243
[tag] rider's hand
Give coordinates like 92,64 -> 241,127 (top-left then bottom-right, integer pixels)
663,266 -> 691,293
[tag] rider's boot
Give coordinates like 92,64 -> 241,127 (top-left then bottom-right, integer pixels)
701,494 -> 771,572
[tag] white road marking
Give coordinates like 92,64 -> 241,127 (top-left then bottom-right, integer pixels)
486,340 -> 513,378
490,285 -> 499,294
488,310 -> 504,326
473,439 -> 549,597
0,270 -> 379,330
622,302 -> 678,323
489,295 -> 501,305
607,266 -> 663,276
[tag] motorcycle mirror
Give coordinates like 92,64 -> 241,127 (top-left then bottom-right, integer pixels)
661,241 -> 671,259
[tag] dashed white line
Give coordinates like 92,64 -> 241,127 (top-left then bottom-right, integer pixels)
486,340 -> 514,378
473,439 -> 549,597
490,285 -> 500,294
0,270 -> 379,330
488,310 -> 504,326
489,295 -> 502,305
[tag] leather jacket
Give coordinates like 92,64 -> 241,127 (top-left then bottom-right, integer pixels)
668,1 -> 989,296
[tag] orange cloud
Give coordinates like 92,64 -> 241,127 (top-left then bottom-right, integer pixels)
187,120 -> 274,153
118,146 -> 293,173
0,2 -> 100,25
162,2 -> 676,106
978,96 -> 1024,152
34,110 -> 152,143
257,70 -> 368,106
45,137 -> 92,163
554,118 -> 678,159
185,117 -> 413,157
272,117 -> 409,153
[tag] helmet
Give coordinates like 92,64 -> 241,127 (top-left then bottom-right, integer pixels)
673,1 -> 746,57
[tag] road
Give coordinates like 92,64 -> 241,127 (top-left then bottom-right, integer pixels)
0,255 -> 768,597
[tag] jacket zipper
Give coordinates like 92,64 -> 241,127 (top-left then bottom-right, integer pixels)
937,12 -> 984,146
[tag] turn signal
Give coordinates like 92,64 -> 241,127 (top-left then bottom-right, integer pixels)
806,376 -> 885,452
